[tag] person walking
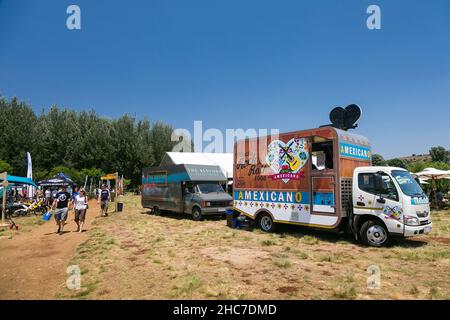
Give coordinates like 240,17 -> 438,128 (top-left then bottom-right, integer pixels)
74,188 -> 88,232
44,188 -> 52,206
72,187 -> 79,202
52,186 -> 72,235
98,184 -> 111,217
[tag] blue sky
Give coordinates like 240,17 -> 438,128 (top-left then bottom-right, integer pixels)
0,0 -> 449,158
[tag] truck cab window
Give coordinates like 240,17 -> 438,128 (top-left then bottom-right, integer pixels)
358,173 -> 398,201
183,182 -> 195,194
312,140 -> 333,170
196,183 -> 224,194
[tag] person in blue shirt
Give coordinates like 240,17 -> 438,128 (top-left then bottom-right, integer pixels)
72,187 -> 79,202
97,184 -> 111,217
52,186 -> 73,235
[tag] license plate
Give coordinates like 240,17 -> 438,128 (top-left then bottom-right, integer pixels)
424,226 -> 432,233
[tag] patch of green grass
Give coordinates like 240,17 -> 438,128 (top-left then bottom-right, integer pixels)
319,254 -> 342,263
409,285 -> 420,296
105,238 -> 116,245
429,287 -> 440,299
425,249 -> 450,261
343,273 -> 355,283
152,235 -> 165,243
260,239 -> 276,246
301,235 -> 319,245
167,249 -> 175,257
399,250 -> 422,261
73,282 -> 96,299
332,285 -> 357,299
272,258 -> 292,268
35,219 -> 46,225
296,251 -> 309,259
171,273 -> 203,297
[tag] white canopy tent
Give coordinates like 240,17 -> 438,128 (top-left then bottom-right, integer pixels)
413,168 -> 450,207
414,168 -> 450,180
160,152 -> 234,179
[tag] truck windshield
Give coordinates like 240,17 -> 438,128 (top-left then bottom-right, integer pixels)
391,170 -> 425,197
196,183 -> 224,194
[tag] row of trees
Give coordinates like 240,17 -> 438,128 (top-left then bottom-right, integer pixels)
372,146 -> 450,170
0,96 -> 177,186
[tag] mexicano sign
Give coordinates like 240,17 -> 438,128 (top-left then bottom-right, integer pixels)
339,142 -> 372,161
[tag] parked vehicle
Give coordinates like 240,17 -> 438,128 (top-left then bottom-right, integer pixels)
141,164 -> 233,221
12,198 -> 49,216
233,126 -> 431,247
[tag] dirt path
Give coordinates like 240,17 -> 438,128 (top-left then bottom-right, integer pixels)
0,200 -> 100,299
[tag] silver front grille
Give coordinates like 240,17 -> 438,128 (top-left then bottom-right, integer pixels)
416,210 -> 429,218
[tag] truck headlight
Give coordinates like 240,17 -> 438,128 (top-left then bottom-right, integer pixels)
205,202 -> 211,207
404,215 -> 420,226
228,201 -> 233,206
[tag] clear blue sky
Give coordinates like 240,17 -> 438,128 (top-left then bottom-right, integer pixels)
0,0 -> 449,158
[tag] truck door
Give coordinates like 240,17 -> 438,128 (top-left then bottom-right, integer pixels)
354,172 -> 377,215
182,182 -> 195,213
354,172 -> 401,218
311,176 -> 336,214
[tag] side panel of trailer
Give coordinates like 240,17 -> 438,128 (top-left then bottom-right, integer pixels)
141,166 -> 185,213
233,127 -> 342,228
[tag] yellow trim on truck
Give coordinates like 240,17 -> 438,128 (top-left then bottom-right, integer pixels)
232,207 -> 337,230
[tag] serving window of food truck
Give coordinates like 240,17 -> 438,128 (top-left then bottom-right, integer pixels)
309,129 -> 339,216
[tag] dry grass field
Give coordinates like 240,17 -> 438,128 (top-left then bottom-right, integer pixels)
55,195 -> 450,300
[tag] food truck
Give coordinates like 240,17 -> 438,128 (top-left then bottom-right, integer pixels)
233,125 -> 431,247
141,164 -> 233,221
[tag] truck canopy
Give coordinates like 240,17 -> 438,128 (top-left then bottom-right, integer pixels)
142,164 -> 227,185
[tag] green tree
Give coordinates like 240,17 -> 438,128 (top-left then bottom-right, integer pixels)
429,146 -> 449,163
406,161 -> 426,173
149,122 -> 176,166
387,158 -> 407,169
371,154 -> 387,166
0,160 -> 12,173
0,96 -> 37,175
0,96 -> 177,187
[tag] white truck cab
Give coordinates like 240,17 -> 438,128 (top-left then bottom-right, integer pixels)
351,166 -> 432,246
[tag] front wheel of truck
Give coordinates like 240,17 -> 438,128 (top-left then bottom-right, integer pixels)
258,213 -> 276,232
192,207 -> 203,221
360,219 -> 391,247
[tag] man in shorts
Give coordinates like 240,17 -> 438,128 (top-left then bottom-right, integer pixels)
52,186 -> 72,235
98,184 -> 111,217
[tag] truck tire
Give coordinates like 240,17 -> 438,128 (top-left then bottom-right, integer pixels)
192,207 -> 203,221
360,219 -> 391,247
258,213 -> 276,232
153,206 -> 160,215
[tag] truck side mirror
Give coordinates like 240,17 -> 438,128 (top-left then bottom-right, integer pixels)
373,173 -> 383,193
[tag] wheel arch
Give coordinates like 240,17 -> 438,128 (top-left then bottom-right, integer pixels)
191,205 -> 202,214
254,209 -> 275,222
354,214 -> 388,233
